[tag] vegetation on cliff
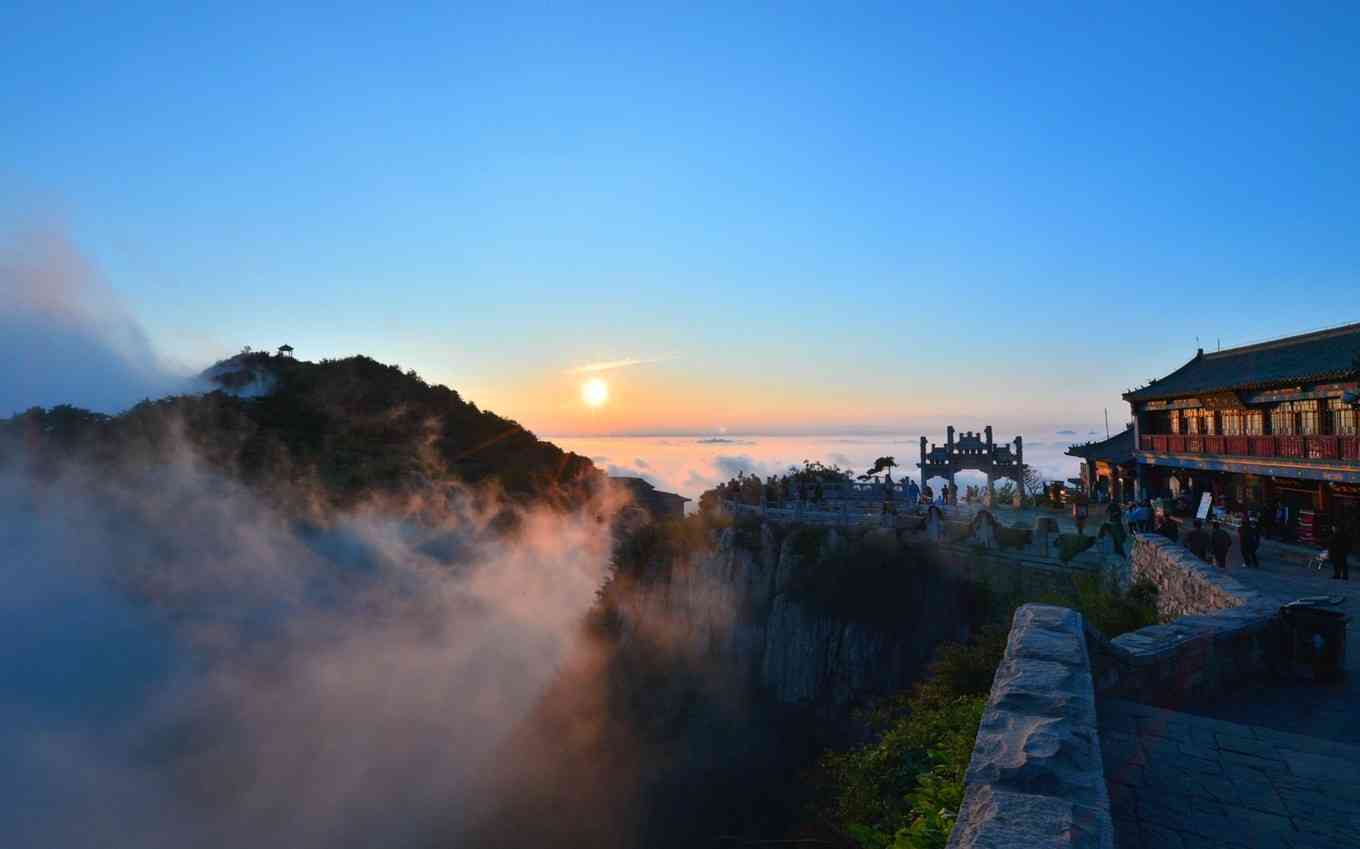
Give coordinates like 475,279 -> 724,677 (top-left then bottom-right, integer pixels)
818,575 -> 1158,849
0,352 -> 599,511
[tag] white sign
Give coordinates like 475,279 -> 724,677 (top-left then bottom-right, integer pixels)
1196,493 -> 1213,521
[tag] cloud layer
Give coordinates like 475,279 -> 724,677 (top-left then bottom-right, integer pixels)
0,448 -> 614,849
0,226 -> 187,416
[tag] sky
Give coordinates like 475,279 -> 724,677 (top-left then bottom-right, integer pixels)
4,2 -> 1359,437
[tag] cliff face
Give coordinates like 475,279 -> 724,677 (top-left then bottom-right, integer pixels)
468,519 -> 997,849
609,521 -> 983,713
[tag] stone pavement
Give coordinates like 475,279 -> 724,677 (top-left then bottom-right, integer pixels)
1100,697 -> 1360,848
1194,547 -> 1359,747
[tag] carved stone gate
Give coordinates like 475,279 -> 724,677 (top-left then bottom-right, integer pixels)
919,426 -> 1025,506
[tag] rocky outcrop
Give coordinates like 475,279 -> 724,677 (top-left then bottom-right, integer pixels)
949,604 -> 1113,849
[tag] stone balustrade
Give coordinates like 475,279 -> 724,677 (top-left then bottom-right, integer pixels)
948,604 -> 1113,849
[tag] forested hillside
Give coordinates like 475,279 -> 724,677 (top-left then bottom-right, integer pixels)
1,352 -> 600,512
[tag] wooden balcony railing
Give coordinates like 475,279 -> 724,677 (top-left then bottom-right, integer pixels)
1139,433 -> 1360,463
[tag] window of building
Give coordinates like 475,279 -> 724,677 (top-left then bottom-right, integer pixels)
1222,410 -> 1244,435
1245,410 -> 1264,435
1270,405 -> 1295,435
1169,410 -> 1182,434
1271,400 -> 1320,435
1330,398 -> 1358,435
1297,400 -> 1320,436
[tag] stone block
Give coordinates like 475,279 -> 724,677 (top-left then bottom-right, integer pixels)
948,604 -> 1114,849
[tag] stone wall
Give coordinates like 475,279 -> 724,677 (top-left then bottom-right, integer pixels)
1087,534 -> 1283,708
948,604 -> 1113,849
1126,533 -> 1253,618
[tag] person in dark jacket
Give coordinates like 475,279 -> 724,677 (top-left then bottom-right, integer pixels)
1239,518 -> 1261,568
1330,522 -> 1352,581
1211,520 -> 1232,570
1186,519 -> 1210,561
1156,514 -> 1179,543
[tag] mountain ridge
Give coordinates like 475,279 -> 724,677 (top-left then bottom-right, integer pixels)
0,351 -> 601,514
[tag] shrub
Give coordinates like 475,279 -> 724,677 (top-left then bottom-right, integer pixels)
819,625 -> 1006,849
1069,574 -> 1159,637
817,576 -> 1157,848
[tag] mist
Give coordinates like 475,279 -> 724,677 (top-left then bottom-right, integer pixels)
0,446 -> 615,849
0,226 -> 188,416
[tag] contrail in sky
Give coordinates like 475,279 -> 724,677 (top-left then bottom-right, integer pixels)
568,357 -> 670,374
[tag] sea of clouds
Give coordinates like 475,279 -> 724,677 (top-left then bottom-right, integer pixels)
0,224 -> 622,848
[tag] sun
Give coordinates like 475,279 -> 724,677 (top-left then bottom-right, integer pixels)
582,377 -> 609,408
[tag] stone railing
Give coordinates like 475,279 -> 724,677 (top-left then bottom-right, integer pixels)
948,604 -> 1112,849
1087,534 -> 1283,707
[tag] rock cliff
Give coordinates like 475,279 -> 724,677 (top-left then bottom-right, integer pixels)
606,519 -> 990,713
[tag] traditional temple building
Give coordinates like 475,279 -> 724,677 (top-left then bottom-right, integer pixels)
1066,426 -> 1136,503
609,476 -> 690,521
1124,323 -> 1360,542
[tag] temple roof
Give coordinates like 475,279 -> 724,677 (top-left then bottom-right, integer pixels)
1124,322 -> 1360,402
1066,427 -> 1135,464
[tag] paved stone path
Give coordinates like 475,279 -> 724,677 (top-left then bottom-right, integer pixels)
1100,698 -> 1360,848
1204,557 -> 1360,747
1101,537 -> 1360,847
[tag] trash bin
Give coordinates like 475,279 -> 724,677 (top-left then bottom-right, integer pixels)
1281,602 -> 1349,683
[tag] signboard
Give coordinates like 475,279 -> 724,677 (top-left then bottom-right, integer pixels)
1242,382 -> 1358,405
1198,391 -> 1246,410
1143,398 -> 1203,411
1196,492 -> 1213,521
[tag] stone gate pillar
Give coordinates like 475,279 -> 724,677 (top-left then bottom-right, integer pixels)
984,426 -> 995,503
1014,435 -> 1025,508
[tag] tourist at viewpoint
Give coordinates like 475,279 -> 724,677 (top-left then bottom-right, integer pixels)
1239,517 -> 1261,568
1210,520 -> 1232,570
1330,521 -> 1352,581
1186,519 -> 1210,562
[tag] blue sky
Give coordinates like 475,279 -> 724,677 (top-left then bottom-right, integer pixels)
3,2 -> 1358,434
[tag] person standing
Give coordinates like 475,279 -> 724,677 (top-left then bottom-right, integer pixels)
1211,520 -> 1232,570
1156,513 -> 1179,543
1330,521 -> 1352,581
1073,493 -> 1090,536
1239,518 -> 1261,568
1186,519 -> 1210,561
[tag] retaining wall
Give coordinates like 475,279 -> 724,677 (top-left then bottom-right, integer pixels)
1087,534 -> 1283,708
948,604 -> 1112,849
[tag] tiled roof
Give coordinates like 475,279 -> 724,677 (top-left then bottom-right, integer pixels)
1124,323 -> 1360,402
1065,427 -> 1135,463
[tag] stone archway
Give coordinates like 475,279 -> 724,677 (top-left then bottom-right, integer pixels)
919,426 -> 1025,508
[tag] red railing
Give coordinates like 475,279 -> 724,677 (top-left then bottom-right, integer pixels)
1137,433 -> 1360,463
1307,435 -> 1341,460
1277,435 -> 1304,458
